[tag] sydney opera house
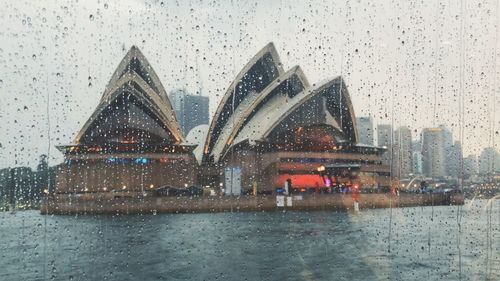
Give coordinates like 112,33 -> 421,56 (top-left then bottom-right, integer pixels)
55,47 -> 197,194
55,43 -> 390,195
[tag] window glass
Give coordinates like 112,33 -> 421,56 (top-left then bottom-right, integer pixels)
1,1 -> 498,280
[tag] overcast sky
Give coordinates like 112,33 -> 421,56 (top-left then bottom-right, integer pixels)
0,0 -> 499,168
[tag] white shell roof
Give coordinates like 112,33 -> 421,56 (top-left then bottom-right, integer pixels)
224,76 -> 358,162
203,43 -> 359,164
185,124 -> 209,164
203,42 -> 284,160
210,66 -> 309,162
74,46 -> 185,144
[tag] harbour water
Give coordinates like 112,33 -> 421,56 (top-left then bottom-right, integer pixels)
1,199 -> 498,281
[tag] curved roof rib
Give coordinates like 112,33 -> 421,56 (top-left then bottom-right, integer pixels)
74,46 -> 184,144
202,42 -> 284,163
103,46 -> 182,134
225,76 -> 358,161
210,66 -> 309,162
103,46 -> 172,105
263,76 -> 358,143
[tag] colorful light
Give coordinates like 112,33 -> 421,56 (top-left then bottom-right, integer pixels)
134,158 -> 148,164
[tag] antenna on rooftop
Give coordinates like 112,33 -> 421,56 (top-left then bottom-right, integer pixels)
196,51 -> 203,96
183,41 -> 188,89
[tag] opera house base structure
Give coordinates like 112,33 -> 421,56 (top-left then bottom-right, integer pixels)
55,145 -> 196,194
44,43 -> 462,215
41,193 -> 464,215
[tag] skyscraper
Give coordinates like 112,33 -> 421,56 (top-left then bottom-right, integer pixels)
356,116 -> 374,146
478,147 -> 500,174
439,124 -> 453,150
447,141 -> 463,178
412,140 -> 423,174
169,89 -> 210,136
439,124 -> 456,176
412,151 -> 423,175
421,127 -> 446,178
392,126 -> 413,178
377,124 -> 392,166
463,154 -> 478,178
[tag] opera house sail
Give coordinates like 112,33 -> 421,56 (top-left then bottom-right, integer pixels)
201,43 -> 390,192
55,46 -> 196,194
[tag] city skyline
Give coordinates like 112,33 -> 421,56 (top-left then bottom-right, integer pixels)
366,121 -> 500,177
370,121 -> 498,157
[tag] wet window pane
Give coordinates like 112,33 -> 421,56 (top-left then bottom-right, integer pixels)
0,1 -> 499,280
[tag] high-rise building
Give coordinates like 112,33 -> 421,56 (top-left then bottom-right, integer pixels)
447,141 -> 463,178
463,154 -> 478,178
478,147 -> 500,174
377,124 -> 392,166
439,124 -> 457,176
411,140 -> 423,174
421,127 -> 446,178
412,151 -> 423,175
377,124 -> 392,147
392,126 -> 413,178
356,116 -> 374,146
169,89 -> 210,136
439,124 -> 453,150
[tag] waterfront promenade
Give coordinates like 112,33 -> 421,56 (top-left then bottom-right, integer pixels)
41,192 -> 464,215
